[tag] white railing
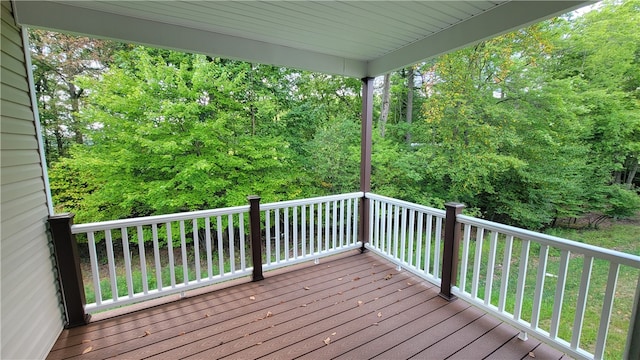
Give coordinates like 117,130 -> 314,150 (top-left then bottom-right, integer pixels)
66,191 -> 638,359
72,205 -> 252,313
260,192 -> 363,271
453,215 -> 640,360
365,193 -> 446,285
71,192 -> 364,313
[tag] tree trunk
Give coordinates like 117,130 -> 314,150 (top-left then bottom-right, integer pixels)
68,82 -> 84,144
626,156 -> 638,188
249,63 -> 256,136
379,73 -> 391,138
405,66 -> 414,144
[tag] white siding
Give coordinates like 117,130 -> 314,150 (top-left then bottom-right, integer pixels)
0,1 -> 64,358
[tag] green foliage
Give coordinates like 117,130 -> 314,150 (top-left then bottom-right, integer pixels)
305,116 -> 360,195
51,49 -> 303,225
46,1 -> 639,233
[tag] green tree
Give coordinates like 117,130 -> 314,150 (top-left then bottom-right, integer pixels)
559,0 -> 640,189
50,48 -> 301,222
29,30 -> 119,163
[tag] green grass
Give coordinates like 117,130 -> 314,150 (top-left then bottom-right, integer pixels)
82,237 -> 320,304
82,246 -> 251,305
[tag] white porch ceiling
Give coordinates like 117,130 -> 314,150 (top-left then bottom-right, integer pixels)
13,1 -> 591,78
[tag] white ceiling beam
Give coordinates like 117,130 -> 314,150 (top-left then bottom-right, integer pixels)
368,1 -> 593,76
13,1 -> 368,78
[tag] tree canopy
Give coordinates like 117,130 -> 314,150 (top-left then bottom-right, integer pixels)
39,0 -> 639,229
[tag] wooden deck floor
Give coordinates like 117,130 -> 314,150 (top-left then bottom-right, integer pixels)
48,251 -> 570,359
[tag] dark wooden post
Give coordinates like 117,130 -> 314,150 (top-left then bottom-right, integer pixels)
626,282 -> 640,359
248,195 -> 264,281
359,77 -> 374,252
48,213 -> 90,328
439,202 -> 465,301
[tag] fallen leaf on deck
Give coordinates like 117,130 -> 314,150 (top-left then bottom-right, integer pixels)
337,291 -> 343,295
179,332 -> 186,336
384,273 -> 393,280
374,297 -> 379,300
82,346 -> 93,354
266,311 -> 273,318
357,300 -> 364,306
377,312 -> 382,318
205,313 -> 211,318
304,286 -> 310,290
397,289 -> 402,292
81,339 -> 91,344
352,277 -> 361,281
372,322 -> 379,326
529,352 -> 536,358
244,333 -> 250,337
337,278 -> 343,281
331,332 -> 337,336
301,304 -> 307,307
138,330 -> 151,338
407,282 -> 412,285
249,296 -> 256,300
257,342 -> 263,345
324,337 -> 331,345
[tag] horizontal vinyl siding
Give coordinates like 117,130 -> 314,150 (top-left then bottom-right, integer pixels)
1,177 -> 49,203
1,132 -> 39,149
1,163 -> 46,184
1,99 -> 35,123
1,148 -> 41,167
0,1 -> 64,359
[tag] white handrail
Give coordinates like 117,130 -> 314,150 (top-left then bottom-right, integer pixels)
365,193 -> 446,217
72,193 -> 364,313
260,192 -> 363,272
71,205 -> 249,233
457,214 -> 640,268
260,192 -> 364,210
363,193 -> 639,360
77,205 -> 253,313
67,191 -> 638,359
364,193 -> 446,285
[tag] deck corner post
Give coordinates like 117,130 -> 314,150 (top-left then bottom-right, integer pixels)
625,274 -> 640,360
248,195 -> 264,282
439,202 -> 465,301
359,77 -> 374,252
48,213 -> 89,328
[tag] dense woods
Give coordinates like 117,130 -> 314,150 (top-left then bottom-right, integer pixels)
33,0 -> 639,230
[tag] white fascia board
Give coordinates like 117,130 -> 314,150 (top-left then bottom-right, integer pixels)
367,1 -> 594,76
13,1 -> 367,78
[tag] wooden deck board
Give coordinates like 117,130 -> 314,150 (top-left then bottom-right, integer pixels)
47,250 -> 569,360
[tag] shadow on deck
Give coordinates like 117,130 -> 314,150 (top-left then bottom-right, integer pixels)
48,251 -> 569,359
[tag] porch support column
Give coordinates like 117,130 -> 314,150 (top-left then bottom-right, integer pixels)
440,202 -> 465,301
359,77 -> 374,252
48,213 -> 90,328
